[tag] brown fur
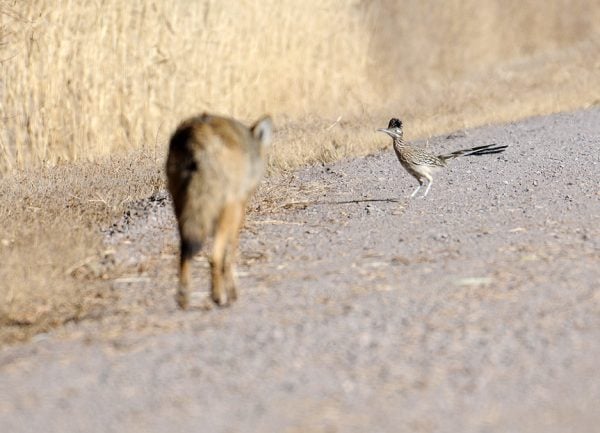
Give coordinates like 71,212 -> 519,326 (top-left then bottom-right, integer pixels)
166,113 -> 273,308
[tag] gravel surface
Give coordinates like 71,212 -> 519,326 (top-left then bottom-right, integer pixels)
1,108 -> 599,433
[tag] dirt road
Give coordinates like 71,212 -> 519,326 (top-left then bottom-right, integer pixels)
1,108 -> 599,432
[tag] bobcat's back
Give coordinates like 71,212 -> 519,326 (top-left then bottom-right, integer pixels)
166,113 -> 271,245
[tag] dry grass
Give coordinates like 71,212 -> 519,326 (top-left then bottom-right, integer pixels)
0,0 -> 371,171
0,150 -> 163,344
1,1 -> 599,173
1,0 -> 600,344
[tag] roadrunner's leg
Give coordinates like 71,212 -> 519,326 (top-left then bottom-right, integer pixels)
410,182 -> 422,198
421,174 -> 434,198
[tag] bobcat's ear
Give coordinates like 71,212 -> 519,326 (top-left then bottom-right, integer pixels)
251,116 -> 273,147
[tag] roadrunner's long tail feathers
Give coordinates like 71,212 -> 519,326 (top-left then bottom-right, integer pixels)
439,143 -> 508,161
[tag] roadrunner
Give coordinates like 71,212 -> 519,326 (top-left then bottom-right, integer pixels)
378,118 -> 508,198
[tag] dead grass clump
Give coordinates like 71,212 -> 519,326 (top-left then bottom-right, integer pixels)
0,150 -> 164,344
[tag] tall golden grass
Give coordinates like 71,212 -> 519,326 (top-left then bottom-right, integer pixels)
0,0 -> 372,172
1,0 -> 599,174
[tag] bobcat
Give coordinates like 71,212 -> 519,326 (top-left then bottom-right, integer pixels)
166,113 -> 273,308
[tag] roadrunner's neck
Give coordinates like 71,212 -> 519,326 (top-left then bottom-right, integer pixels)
391,135 -> 408,154
378,117 -> 408,152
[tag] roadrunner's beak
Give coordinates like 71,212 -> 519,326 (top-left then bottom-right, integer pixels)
377,127 -> 401,139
